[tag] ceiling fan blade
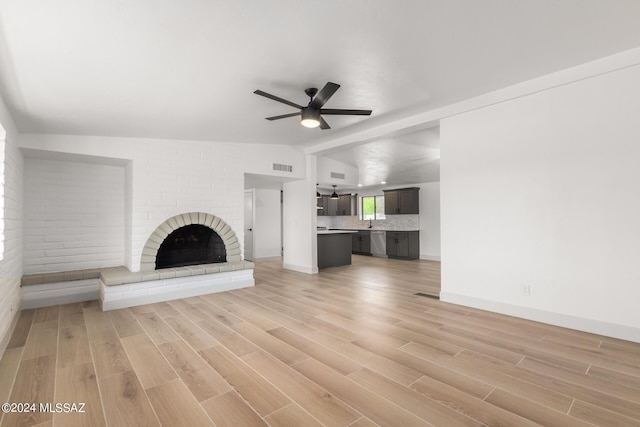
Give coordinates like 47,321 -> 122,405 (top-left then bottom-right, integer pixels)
319,117 -> 331,130
310,82 -> 340,109
254,90 -> 303,109
320,109 -> 372,116
265,112 -> 301,121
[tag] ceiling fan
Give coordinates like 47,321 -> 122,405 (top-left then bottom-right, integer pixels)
254,82 -> 372,129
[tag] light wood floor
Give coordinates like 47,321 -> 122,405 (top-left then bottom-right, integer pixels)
1,256 -> 639,426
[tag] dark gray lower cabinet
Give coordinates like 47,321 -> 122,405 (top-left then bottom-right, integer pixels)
386,231 -> 419,259
318,233 -> 353,268
352,231 -> 371,255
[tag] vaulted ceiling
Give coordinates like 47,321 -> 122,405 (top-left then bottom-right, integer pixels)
2,1 -> 640,184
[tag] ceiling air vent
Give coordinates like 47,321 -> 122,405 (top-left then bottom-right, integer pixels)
330,172 -> 345,180
272,163 -> 293,173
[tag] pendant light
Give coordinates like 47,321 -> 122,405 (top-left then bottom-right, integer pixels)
330,185 -> 339,200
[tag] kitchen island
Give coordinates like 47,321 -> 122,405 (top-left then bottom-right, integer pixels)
317,230 -> 358,269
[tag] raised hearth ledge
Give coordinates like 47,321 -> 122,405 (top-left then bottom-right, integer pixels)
100,261 -> 254,311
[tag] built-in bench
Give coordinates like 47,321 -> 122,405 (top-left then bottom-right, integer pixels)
21,261 -> 255,310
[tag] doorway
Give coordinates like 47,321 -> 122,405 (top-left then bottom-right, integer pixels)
244,189 -> 254,261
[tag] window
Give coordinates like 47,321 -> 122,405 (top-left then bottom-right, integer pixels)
360,195 -> 385,220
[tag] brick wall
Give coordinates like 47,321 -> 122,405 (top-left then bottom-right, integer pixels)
23,158 -> 125,274
19,134 -> 305,272
0,100 -> 22,353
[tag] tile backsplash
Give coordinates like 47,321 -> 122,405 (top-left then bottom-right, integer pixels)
317,214 -> 419,231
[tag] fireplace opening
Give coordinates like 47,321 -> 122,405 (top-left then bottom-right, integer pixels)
155,224 -> 226,269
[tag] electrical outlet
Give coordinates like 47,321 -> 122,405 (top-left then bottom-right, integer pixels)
521,285 -> 531,296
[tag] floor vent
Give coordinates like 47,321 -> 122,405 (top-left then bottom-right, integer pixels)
330,172 -> 345,179
414,292 -> 440,300
273,163 -> 293,172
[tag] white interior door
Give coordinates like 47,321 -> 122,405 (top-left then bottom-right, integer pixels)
244,190 -> 254,261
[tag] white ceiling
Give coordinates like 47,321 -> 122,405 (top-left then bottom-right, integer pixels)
2,0 -> 640,185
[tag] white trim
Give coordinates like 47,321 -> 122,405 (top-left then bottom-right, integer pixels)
440,292 -> 640,344
100,269 -> 254,311
252,256 -> 283,263
420,254 -> 441,261
283,263 -> 318,275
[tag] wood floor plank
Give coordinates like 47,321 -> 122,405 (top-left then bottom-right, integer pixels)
54,362 -> 106,427
265,403 -> 324,427
354,337 -> 495,399
147,301 -> 180,318
57,324 -> 92,368
90,337 -> 132,378
231,322 -> 307,365
146,378 -> 214,426
97,370 -> 159,427
309,330 -> 422,387
34,306 -> 60,323
108,308 -> 145,338
22,320 -> 58,360
292,357 -> 431,427
120,334 -> 177,389
196,317 -> 259,356
348,367 -> 484,426
2,355 -> 56,427
201,391 -> 267,427
163,314 -> 219,351
58,303 -> 85,327
0,347 -> 23,403
199,345 -> 290,416
135,311 -> 180,344
484,388 -> 592,427
570,399 -> 640,426
267,327 -> 362,375
83,310 -> 119,343
158,340 -> 231,401
242,350 -> 360,426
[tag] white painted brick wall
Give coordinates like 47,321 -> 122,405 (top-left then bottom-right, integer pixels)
19,134 -> 305,272
0,106 -> 23,352
23,158 -> 125,274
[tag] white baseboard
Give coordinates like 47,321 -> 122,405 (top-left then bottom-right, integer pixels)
440,291 -> 640,344
283,263 -> 318,274
100,269 -> 255,311
252,256 -> 282,263
21,279 -> 100,310
420,254 -> 441,261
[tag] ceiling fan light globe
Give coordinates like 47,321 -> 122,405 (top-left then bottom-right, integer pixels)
301,118 -> 320,128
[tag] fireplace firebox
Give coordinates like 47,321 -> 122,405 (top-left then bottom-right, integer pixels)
155,224 -> 226,269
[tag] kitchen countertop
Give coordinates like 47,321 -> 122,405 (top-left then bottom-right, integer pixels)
317,230 -> 359,235
328,228 -> 420,232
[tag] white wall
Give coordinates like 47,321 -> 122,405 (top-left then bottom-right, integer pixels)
0,93 -> 22,353
441,63 -> 640,342
19,134 -> 305,272
283,155 -> 318,274
416,182 -> 440,261
317,155 -> 359,186
23,157 -> 125,273
253,188 -> 282,259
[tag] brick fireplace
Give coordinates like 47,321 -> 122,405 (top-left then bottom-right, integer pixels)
140,212 -> 241,271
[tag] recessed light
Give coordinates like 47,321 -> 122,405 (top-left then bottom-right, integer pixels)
357,184 -> 363,187
381,181 -> 386,184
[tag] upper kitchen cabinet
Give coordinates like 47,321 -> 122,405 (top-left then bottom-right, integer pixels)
317,194 -> 353,216
337,194 -> 355,216
383,187 -> 420,215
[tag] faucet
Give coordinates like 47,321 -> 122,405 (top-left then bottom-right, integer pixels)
368,219 -> 373,229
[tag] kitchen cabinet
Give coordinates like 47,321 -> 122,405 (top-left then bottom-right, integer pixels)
317,195 -> 338,216
352,231 -> 371,255
386,231 -> 419,259
337,194 -> 354,216
383,187 -> 420,215
318,193 -> 355,216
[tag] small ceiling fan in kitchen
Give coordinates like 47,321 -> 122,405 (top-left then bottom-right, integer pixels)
254,82 -> 372,129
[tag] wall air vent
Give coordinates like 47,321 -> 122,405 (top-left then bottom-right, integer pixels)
330,172 -> 345,180
272,163 -> 293,173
